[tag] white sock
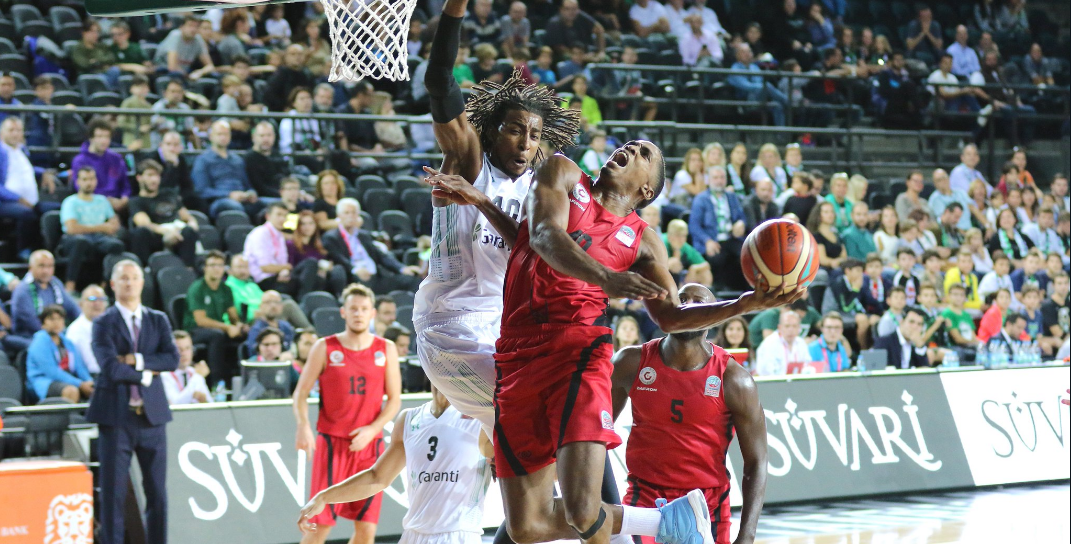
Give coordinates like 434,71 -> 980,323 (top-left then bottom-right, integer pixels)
620,505 -> 661,537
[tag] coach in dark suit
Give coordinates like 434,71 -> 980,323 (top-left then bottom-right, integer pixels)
86,259 -> 179,544
322,197 -> 423,293
873,306 -> 931,369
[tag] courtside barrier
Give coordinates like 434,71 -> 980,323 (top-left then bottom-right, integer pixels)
154,364 -> 1068,542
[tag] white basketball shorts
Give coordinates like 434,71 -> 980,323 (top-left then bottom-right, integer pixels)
415,312 -> 499,435
399,530 -> 482,544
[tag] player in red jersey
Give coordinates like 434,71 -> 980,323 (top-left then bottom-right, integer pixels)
489,144 -> 801,544
612,284 -> 767,544
293,284 -> 402,544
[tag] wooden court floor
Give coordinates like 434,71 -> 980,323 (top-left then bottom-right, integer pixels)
732,483 -> 1070,543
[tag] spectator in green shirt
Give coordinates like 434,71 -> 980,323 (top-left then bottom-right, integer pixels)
664,219 -> 712,286
941,283 -> 979,363
748,298 -> 820,347
108,21 -> 151,73
570,74 -> 603,131
842,201 -> 877,260
453,44 -> 476,88
185,250 -> 248,382
825,172 -> 854,233
225,253 -> 313,329
71,19 -> 117,76
578,130 -> 609,178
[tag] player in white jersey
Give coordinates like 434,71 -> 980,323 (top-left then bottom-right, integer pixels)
416,0 -> 580,435
298,387 -> 492,544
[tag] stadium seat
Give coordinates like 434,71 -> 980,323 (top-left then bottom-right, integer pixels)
387,290 -> 415,307
148,251 -> 185,273
58,113 -> 87,146
197,224 -> 221,251
167,294 -> 186,330
187,210 -> 211,226
51,90 -> 83,107
400,188 -> 431,221
225,225 -> 254,254
141,42 -> 158,63
355,175 -> 387,201
55,21 -> 82,44
102,252 -> 141,280
301,291 -> 338,317
0,20 -> 15,43
0,37 -> 17,55
0,366 -> 21,402
360,188 -> 397,223
312,306 -> 345,336
391,175 -> 423,195
395,305 -> 414,335
87,91 -> 122,108
10,4 -> 43,31
40,210 -> 62,251
0,54 -> 28,76
216,210 -> 251,234
78,74 -> 111,98
156,266 -> 197,312
378,210 -> 415,240
50,6 -> 81,31
403,248 -> 420,266
0,397 -> 27,430
18,20 -> 52,40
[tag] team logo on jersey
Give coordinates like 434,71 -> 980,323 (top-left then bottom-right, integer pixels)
704,376 -> 722,397
329,350 -> 345,366
601,410 -> 614,430
204,295 -> 212,305
374,351 -> 386,366
616,226 -> 637,247
472,221 -> 482,242
572,184 -> 590,204
639,366 -> 657,385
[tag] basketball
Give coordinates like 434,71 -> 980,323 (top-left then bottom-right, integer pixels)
740,219 -> 820,294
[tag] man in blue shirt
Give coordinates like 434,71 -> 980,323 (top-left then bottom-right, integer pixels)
10,250 -> 81,343
727,43 -> 788,126
59,167 -> 126,291
809,312 -> 852,372
191,121 -> 269,219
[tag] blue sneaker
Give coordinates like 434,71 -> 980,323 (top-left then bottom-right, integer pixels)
654,489 -> 714,544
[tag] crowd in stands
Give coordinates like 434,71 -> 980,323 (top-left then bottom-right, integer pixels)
1,0 -> 1069,406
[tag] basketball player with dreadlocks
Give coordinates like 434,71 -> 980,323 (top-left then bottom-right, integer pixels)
611,284 -> 768,544
485,144 -> 803,544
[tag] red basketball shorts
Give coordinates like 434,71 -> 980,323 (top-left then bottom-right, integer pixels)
309,433 -> 384,526
493,325 -> 621,478
623,477 -> 731,544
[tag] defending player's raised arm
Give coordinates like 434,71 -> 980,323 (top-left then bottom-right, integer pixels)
293,338 -> 328,455
723,362 -> 767,544
422,166 -> 521,247
298,408 -> 410,535
529,155 -> 666,299
610,346 -> 643,420
633,228 -> 805,333
427,0 -> 482,184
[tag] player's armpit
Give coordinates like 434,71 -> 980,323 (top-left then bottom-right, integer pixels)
610,346 -> 643,420
433,116 -> 483,183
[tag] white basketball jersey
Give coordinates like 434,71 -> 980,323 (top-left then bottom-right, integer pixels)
402,404 -> 491,534
414,155 -> 532,321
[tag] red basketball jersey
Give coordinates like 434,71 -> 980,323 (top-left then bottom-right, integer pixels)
316,335 -> 388,438
627,338 -> 734,491
501,173 -> 648,330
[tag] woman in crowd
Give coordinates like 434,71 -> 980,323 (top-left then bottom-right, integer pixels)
670,148 -> 709,208
302,18 -> 333,78
726,142 -> 750,193
703,142 -> 726,177
218,9 -> 256,65
808,201 -> 847,272
866,34 -> 892,65
805,2 -> 837,51
965,227 -> 995,275
278,87 -> 323,169
613,315 -> 642,351
287,210 -> 347,298
713,316 -> 752,365
1018,187 -> 1040,227
968,179 -> 996,232
988,207 -> 1034,267
312,169 -> 345,231
371,91 -> 408,152
873,205 -> 901,265
750,143 -> 788,193
26,305 -> 92,403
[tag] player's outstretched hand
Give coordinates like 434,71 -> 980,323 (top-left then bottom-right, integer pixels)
349,425 -> 378,452
601,271 -> 668,300
297,494 -> 327,535
423,166 -> 484,206
748,284 -> 808,311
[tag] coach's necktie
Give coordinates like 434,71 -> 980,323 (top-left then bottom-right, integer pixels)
130,315 -> 143,406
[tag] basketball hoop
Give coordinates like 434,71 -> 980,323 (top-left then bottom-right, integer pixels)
319,0 -> 419,82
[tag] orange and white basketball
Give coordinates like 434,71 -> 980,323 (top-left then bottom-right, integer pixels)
740,219 -> 820,294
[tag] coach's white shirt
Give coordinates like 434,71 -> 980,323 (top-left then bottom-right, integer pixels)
161,367 -> 212,405
754,332 -> 810,376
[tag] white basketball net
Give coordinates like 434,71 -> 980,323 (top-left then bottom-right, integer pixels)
319,0 -> 419,81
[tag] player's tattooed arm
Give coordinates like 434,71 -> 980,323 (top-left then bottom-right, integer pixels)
610,346 -> 643,420
530,155 -> 666,299
723,363 -> 767,544
298,409 -> 410,535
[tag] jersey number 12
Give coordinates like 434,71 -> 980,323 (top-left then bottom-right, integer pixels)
348,376 -> 366,395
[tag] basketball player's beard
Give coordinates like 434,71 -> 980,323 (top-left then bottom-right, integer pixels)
670,329 -> 707,342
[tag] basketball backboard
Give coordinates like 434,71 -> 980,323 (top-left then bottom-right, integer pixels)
86,0 -> 300,17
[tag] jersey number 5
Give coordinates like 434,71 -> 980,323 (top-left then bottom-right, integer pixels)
427,436 -> 439,461
670,399 -> 684,423
348,376 -> 367,395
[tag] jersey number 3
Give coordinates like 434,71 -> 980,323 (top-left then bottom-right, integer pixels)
348,376 -> 367,395
427,436 -> 439,461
